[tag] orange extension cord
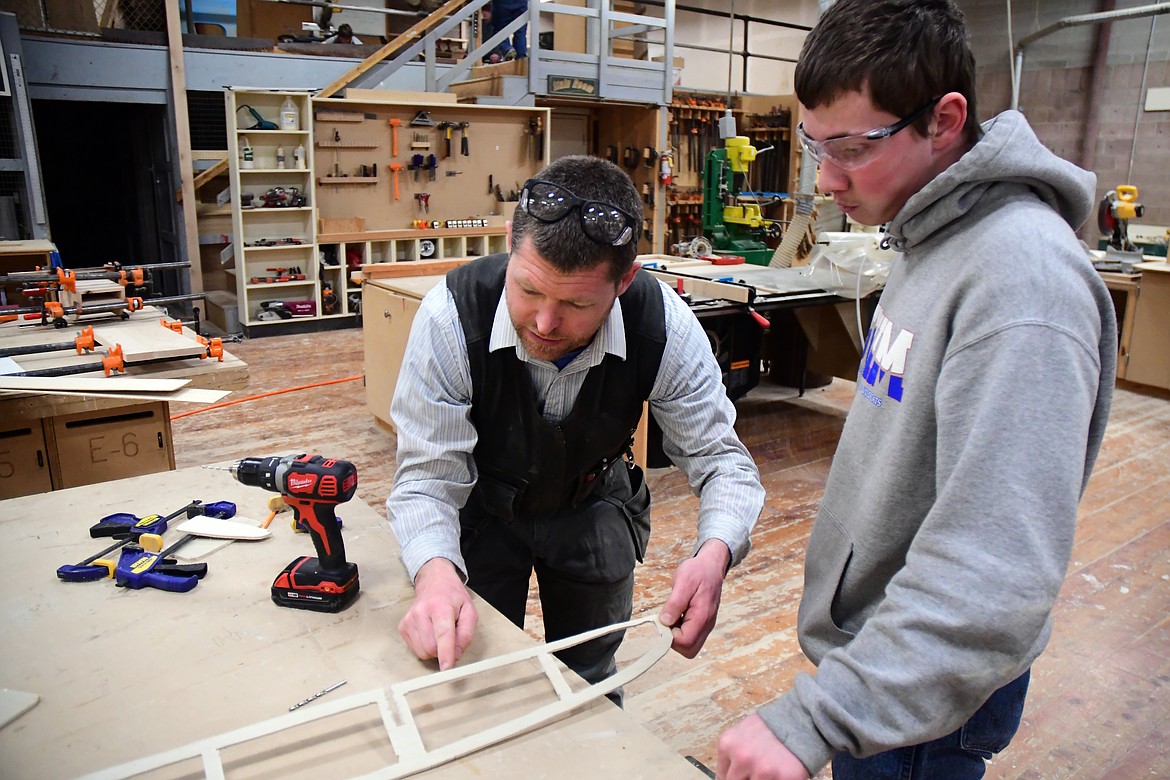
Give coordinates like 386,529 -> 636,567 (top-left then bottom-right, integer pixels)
170,375 -> 362,421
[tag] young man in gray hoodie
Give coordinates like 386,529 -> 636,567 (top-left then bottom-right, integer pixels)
716,1 -> 1117,778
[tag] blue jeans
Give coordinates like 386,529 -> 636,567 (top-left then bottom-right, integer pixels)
489,0 -> 527,57
831,671 -> 1030,779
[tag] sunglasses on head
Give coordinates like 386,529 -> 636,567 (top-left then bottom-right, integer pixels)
519,178 -> 639,247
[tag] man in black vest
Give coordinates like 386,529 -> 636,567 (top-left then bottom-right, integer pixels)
388,155 -> 764,698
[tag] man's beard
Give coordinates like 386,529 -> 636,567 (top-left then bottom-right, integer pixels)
514,323 -> 585,363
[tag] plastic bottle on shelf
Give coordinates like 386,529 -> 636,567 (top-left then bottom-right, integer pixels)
294,144 -> 306,169
276,146 -> 286,169
280,96 -> 300,131
241,135 -> 254,169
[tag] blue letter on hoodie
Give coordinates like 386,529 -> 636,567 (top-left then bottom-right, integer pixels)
860,305 -> 913,403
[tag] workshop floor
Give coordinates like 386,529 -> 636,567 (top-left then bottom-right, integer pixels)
171,328 -> 1170,778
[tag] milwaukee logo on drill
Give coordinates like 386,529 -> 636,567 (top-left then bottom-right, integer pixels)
287,473 -> 318,493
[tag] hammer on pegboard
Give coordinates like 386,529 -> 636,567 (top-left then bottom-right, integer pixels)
389,118 -> 402,157
388,162 -> 404,201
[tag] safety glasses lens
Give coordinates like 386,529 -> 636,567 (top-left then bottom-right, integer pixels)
798,132 -> 881,170
796,124 -> 824,162
525,182 -> 574,221
582,204 -> 633,245
822,138 -> 881,168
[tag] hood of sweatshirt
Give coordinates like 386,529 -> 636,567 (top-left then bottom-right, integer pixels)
884,110 -> 1096,253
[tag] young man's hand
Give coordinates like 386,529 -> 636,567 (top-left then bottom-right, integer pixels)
659,539 -> 730,657
717,714 -> 810,780
397,558 -> 478,671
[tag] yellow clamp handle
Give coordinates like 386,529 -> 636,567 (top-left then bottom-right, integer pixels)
91,533 -> 165,577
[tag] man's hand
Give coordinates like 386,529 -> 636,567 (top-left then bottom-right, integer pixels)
659,539 -> 730,658
717,714 -> 810,780
397,558 -> 478,671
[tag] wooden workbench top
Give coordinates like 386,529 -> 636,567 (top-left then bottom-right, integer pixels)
366,274 -> 447,300
0,466 -> 702,779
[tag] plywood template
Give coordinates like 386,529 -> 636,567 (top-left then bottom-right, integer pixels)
80,616 -> 673,780
175,515 -> 271,540
92,320 -> 210,361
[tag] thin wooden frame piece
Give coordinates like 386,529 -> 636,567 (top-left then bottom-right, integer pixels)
79,615 -> 673,780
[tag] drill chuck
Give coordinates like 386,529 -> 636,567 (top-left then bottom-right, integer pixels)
227,456 -> 280,492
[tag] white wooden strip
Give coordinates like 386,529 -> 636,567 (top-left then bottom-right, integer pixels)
0,386 -> 228,404
0,376 -> 190,392
537,651 -> 575,700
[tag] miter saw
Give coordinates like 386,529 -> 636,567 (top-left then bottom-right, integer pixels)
1099,185 -> 1144,251
1096,185 -> 1144,271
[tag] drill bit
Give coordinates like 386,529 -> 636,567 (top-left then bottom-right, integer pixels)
289,679 -> 347,711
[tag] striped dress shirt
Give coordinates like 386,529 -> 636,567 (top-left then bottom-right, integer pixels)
386,274 -> 765,582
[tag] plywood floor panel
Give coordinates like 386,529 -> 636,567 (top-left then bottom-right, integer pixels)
169,329 -> 1170,779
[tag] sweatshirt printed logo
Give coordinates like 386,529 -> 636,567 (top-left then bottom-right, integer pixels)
860,304 -> 913,403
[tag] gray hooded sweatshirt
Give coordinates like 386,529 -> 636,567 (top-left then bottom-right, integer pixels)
758,111 -> 1117,773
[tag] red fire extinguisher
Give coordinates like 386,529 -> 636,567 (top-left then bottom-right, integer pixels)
658,149 -> 673,187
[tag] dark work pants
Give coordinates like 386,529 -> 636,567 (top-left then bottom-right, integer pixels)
460,464 -> 651,706
488,0 -> 527,58
831,670 -> 1031,779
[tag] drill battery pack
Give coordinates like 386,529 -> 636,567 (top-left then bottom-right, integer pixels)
271,556 -> 360,613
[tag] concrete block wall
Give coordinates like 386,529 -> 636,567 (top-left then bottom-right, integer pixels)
961,0 -> 1170,230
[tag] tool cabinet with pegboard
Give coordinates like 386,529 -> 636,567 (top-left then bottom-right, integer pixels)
225,88 -> 321,335
585,102 -> 662,256
310,95 -> 550,303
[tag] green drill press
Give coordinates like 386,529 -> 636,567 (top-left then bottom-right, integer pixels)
701,136 -> 781,265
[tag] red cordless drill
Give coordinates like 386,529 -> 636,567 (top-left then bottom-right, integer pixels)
226,454 -> 360,612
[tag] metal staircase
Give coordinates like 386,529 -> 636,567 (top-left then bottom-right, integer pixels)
323,0 -> 676,107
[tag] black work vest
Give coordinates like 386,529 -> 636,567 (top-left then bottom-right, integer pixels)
446,253 -> 666,518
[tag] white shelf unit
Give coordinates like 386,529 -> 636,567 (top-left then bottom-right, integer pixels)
225,88 -> 323,330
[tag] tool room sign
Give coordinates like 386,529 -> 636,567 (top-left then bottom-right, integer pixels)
547,76 -> 597,97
